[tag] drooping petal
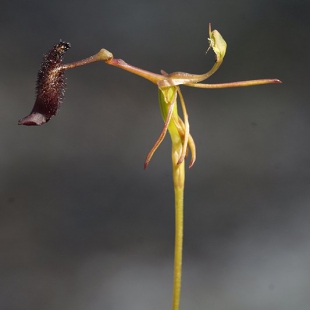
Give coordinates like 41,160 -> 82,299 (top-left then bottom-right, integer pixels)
144,87 -> 178,169
172,115 -> 196,168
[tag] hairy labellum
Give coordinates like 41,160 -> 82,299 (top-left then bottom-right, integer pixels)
18,41 -> 71,126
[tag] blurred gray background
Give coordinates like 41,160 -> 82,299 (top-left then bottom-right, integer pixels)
1,0 -> 310,309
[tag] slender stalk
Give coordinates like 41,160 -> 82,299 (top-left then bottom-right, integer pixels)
159,88 -> 186,310
106,58 -> 164,84
171,140 -> 185,310
58,49 -> 113,71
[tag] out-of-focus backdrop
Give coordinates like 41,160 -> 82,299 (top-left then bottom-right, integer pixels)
1,1 -> 310,309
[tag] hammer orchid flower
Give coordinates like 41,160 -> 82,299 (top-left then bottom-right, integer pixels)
18,24 -> 281,310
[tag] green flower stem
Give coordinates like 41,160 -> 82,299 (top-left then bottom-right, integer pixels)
159,88 -> 185,310
171,147 -> 184,310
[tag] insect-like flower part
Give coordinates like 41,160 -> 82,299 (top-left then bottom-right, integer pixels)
18,41 -> 71,126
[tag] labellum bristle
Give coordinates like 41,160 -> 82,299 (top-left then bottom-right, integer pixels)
18,41 -> 71,126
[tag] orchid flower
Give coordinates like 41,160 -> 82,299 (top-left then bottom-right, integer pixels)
18,24 -> 281,310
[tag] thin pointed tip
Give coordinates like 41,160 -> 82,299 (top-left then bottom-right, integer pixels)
273,79 -> 282,84
188,158 -> 196,169
177,157 -> 185,165
143,161 -> 149,170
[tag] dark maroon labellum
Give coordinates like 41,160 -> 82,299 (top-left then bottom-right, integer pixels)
18,41 -> 71,126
